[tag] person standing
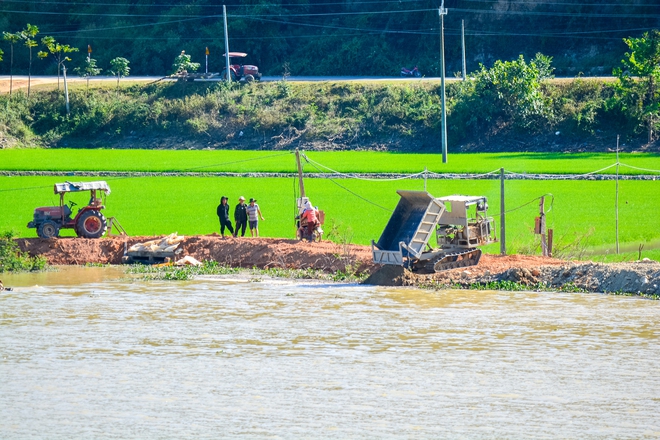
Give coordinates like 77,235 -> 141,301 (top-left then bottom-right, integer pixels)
234,196 -> 248,237
246,198 -> 265,237
216,196 -> 234,238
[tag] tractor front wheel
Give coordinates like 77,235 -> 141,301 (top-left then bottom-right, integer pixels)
38,221 -> 60,239
76,210 -> 108,239
244,74 -> 255,83
221,69 -> 237,82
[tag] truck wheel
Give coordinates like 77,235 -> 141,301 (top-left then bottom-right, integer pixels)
38,221 -> 60,239
76,210 -> 107,239
244,74 -> 255,83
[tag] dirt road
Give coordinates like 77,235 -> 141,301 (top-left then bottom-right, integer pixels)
16,235 -> 660,296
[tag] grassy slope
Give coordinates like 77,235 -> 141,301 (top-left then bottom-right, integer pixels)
1,149 -> 660,174
2,175 -> 659,262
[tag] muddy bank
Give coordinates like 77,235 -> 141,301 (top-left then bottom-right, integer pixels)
16,235 -> 660,296
364,256 -> 660,297
16,235 -> 375,274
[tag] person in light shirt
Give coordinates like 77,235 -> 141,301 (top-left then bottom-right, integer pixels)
246,198 -> 265,237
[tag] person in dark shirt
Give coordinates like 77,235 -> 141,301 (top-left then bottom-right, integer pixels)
216,196 -> 234,238
233,196 -> 248,237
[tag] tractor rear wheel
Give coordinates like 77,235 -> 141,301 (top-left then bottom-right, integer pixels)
38,221 -> 60,239
76,210 -> 107,239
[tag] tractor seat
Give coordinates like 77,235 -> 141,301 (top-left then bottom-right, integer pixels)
63,205 -> 72,218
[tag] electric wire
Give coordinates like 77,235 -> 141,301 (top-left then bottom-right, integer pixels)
618,163 -> 660,174
302,158 -> 394,212
302,154 -> 426,182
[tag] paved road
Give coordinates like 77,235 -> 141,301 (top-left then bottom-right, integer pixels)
1,74 -> 617,89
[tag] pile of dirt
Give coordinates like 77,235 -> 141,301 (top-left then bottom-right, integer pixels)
16,235 -> 660,295
16,235 -> 376,275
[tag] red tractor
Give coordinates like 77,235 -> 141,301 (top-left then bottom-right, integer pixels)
221,52 -> 262,82
27,181 -> 111,239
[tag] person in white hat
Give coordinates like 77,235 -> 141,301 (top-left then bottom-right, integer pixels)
233,196 -> 248,237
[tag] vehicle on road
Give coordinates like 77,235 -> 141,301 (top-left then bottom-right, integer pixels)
27,181 -> 111,239
401,66 -> 421,78
221,52 -> 262,82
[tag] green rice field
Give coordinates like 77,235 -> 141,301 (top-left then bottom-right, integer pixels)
2,174 -> 659,262
1,149 -> 660,175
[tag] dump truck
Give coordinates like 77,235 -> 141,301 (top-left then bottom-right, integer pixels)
371,190 -> 496,272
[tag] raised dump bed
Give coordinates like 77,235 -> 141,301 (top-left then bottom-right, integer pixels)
371,190 -> 445,266
371,191 -> 497,272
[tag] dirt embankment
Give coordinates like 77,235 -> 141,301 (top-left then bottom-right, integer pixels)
16,235 -> 660,296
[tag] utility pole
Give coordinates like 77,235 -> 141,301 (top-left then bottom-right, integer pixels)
223,5 -> 231,82
615,134 -> 620,254
500,167 -> 506,255
295,148 -> 306,198
205,47 -> 209,74
439,1 -> 448,163
461,20 -> 466,80
63,64 -> 70,115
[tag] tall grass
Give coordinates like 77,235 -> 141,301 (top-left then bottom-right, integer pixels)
0,79 -> 646,151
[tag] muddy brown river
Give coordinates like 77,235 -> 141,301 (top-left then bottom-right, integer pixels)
1,267 -> 659,438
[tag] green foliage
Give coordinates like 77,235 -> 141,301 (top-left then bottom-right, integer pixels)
38,36 -> 79,73
0,230 -> 47,272
171,50 -> 200,74
74,57 -> 103,79
21,24 -> 38,48
452,53 -> 555,136
109,57 -> 130,89
0,77 -> 654,151
613,30 -> 660,142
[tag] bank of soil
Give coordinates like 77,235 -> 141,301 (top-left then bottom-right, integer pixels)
16,235 -> 660,296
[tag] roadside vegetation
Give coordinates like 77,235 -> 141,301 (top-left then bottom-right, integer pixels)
0,230 -> 47,272
0,68 -> 656,152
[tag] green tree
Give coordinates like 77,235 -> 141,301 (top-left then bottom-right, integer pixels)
2,32 -> 21,97
109,57 -> 130,90
74,57 -> 103,93
171,50 -> 200,75
20,24 -> 39,98
0,48 -> 3,62
454,53 -> 555,135
38,36 -> 79,90
614,29 -> 660,143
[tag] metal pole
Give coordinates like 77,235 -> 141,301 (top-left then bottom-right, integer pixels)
500,167 -> 506,255
439,3 -> 448,163
461,20 -> 466,81
205,47 -> 209,74
615,134 -> 620,254
424,166 -> 428,191
63,64 -> 70,115
539,196 -> 547,256
295,149 -> 306,198
223,5 -> 231,82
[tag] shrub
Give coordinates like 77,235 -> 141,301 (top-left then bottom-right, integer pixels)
0,231 -> 47,272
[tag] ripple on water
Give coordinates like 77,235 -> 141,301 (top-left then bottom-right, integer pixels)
1,268 -> 660,439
